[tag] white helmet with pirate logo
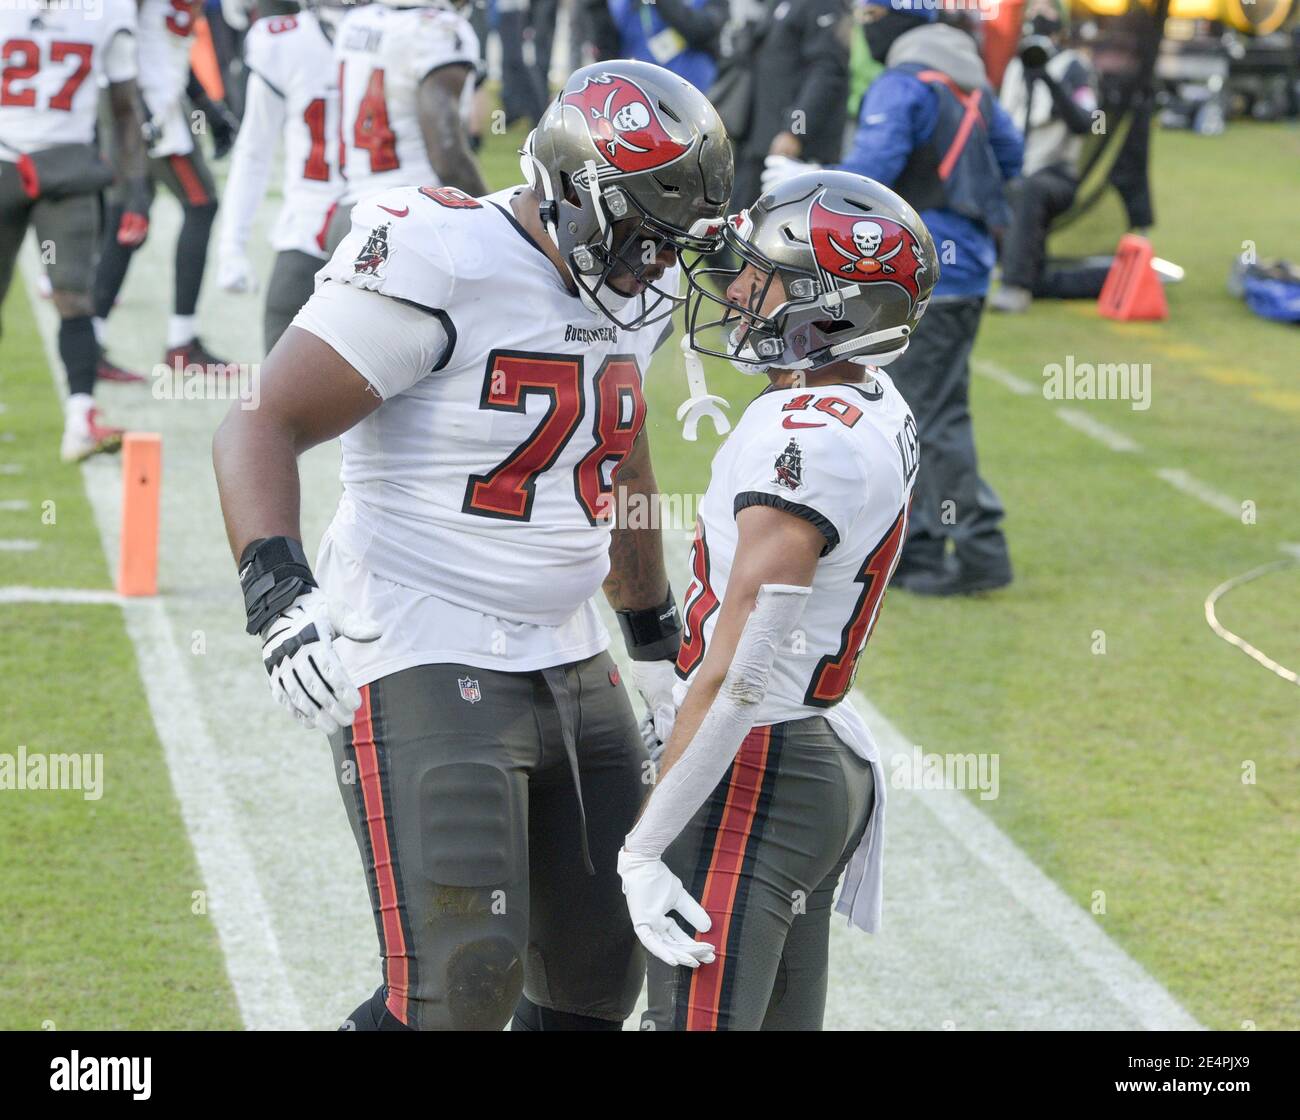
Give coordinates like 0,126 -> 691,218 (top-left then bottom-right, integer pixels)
521,60 -> 734,329
686,170 -> 939,372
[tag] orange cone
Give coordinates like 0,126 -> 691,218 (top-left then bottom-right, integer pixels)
117,433 -> 162,597
1099,233 -> 1168,321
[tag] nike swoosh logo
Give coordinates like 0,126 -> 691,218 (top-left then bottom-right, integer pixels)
783,416 -> 826,429
378,205 -> 409,217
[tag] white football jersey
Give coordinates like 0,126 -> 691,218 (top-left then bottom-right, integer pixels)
335,3 -> 478,204
0,0 -> 136,154
226,10 -> 341,256
675,375 -> 920,726
296,185 -> 674,675
135,0 -> 201,158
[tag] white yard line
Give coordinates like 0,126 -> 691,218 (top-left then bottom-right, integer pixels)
0,586 -> 122,604
0,463 -> 24,474
1154,468 -> 1243,521
21,239 -> 305,1031
1056,408 -> 1143,453
978,361 -> 1252,525
974,359 -> 1036,396
0,499 -> 31,511
0,539 -> 38,551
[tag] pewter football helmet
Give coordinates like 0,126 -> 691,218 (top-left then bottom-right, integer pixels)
521,60 -> 733,329
686,170 -> 939,372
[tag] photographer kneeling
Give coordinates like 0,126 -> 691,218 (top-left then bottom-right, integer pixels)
991,0 -> 1098,314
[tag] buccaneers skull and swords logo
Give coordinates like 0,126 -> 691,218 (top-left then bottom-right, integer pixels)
561,75 -> 690,175
807,195 -> 928,306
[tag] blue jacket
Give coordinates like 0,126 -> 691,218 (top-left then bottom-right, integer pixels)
607,0 -> 719,92
839,25 -> 1023,297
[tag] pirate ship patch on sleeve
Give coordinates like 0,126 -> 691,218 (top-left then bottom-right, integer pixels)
353,222 -> 391,276
773,438 -> 805,492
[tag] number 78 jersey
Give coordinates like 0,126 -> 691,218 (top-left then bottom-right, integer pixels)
675,376 -> 920,724
313,186 -> 669,630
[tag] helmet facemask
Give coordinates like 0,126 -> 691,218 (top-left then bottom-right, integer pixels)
521,119 -> 727,332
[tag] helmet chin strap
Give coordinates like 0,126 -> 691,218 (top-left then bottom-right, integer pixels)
520,128 -> 563,252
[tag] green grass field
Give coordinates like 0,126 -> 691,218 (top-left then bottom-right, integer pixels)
0,118 -> 1295,1030
0,285 -> 241,1030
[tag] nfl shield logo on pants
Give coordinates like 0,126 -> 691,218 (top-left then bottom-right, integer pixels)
458,676 -> 481,704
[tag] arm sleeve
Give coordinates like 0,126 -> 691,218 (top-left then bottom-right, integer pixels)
786,0 -> 850,137
652,0 -> 727,51
291,282 -> 451,400
217,73 -> 285,259
729,411 -> 869,555
624,585 -> 812,859
837,72 -> 929,187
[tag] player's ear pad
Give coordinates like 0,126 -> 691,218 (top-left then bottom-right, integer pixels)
420,761 -> 519,887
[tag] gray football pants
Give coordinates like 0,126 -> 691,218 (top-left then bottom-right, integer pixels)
642,716 -> 875,1031
329,652 -> 648,1030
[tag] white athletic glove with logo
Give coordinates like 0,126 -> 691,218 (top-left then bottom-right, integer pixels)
629,659 -> 678,763
218,249 -> 258,294
617,848 -> 715,969
261,589 -> 381,734
762,154 -> 817,195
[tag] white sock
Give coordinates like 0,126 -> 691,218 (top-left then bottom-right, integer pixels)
167,315 -> 197,349
66,392 -> 94,420
92,317 -> 108,346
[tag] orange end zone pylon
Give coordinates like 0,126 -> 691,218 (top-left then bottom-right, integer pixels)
1098,233 -> 1169,322
117,433 -> 162,597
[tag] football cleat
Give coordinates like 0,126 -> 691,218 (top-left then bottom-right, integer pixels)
61,404 -> 124,463
164,337 -> 237,377
96,352 -> 146,384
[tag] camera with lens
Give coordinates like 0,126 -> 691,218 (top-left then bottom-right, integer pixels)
1018,35 -> 1057,70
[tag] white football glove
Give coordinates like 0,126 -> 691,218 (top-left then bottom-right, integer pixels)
617,848 -> 715,969
628,659 -> 678,763
217,250 -> 258,295
260,589 -> 381,735
761,154 -> 818,195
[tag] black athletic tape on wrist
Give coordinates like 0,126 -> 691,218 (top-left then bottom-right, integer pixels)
239,536 -> 318,637
615,589 -> 682,662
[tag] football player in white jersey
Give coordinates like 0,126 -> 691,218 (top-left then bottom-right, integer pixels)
217,0 -> 352,353
0,0 -> 149,460
618,171 -> 939,1031
93,0 -> 238,378
326,0 -> 484,246
213,61 -> 733,1030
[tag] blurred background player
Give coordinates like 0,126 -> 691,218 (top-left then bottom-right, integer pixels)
0,0 -> 149,461
217,0 -> 350,354
326,0 -> 485,249
991,0 -> 1098,313
94,0 -> 238,379
622,171 -> 938,1030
